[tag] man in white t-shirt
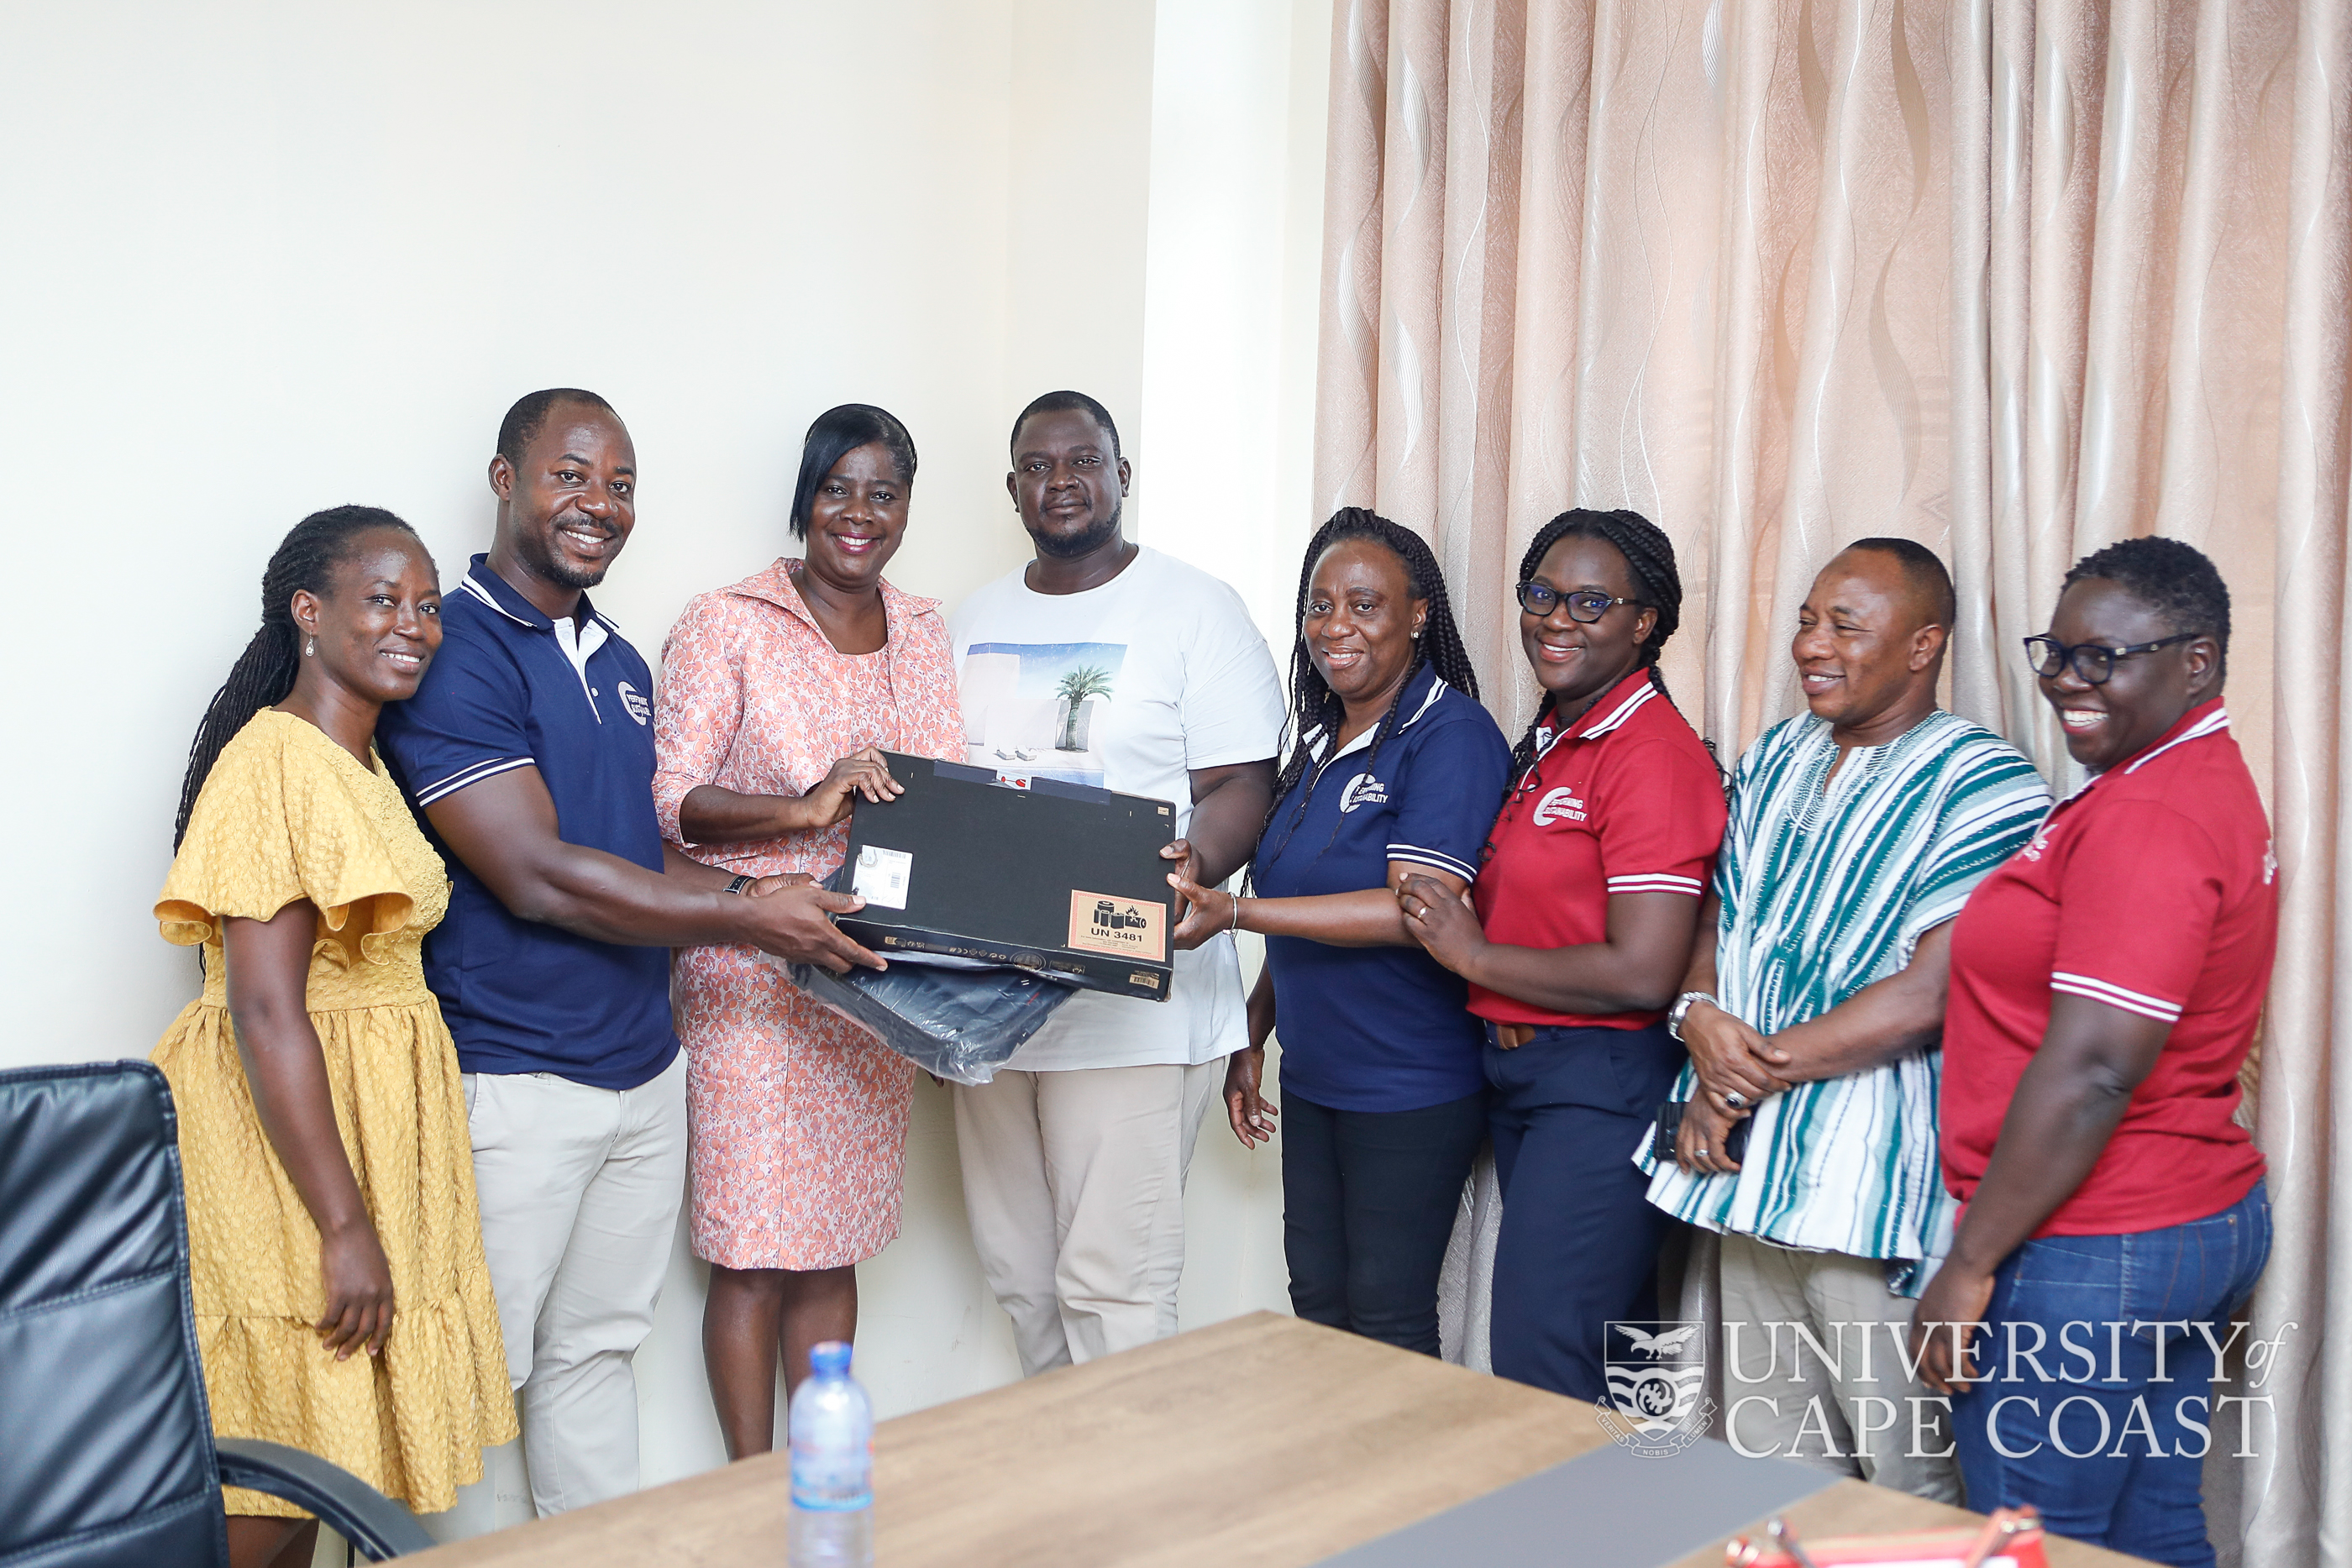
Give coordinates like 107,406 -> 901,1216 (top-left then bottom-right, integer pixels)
952,391 -> 1284,1374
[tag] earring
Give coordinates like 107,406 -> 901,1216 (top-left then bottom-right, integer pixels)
304,637 -> 315,658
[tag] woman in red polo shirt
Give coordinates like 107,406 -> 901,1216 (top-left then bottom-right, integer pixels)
1399,508 -> 1725,1401
1916,538 -> 2272,1568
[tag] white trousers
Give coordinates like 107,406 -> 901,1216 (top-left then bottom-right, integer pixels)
953,1061 -> 1221,1377
463,1050 -> 687,1517
1717,1229 -> 1963,1503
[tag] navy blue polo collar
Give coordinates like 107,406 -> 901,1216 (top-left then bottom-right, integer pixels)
456,553 -> 621,635
1300,660 -> 1450,765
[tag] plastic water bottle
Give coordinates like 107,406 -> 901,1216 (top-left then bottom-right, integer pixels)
789,1340 -> 874,1567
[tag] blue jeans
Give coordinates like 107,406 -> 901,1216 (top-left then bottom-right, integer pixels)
1953,1182 -> 2271,1568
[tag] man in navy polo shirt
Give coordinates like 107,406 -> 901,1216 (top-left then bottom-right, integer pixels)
377,388 -> 879,1517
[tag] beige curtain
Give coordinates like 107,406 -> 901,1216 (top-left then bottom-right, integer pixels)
1315,3 -> 2350,1564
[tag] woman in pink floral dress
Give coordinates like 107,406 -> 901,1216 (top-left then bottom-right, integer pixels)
652,404 -> 963,1457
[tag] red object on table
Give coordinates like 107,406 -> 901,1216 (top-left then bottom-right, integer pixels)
1724,1506 -> 2049,1568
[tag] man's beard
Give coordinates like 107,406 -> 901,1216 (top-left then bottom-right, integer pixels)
1028,500 -> 1123,560
542,556 -> 611,590
517,522 -> 614,590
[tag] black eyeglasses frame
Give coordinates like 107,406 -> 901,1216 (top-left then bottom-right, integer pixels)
1515,581 -> 1644,623
2022,631 -> 2204,686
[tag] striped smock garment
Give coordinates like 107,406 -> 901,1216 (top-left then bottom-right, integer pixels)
1637,709 -> 2049,1289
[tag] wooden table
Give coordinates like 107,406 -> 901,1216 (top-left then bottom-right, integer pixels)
407,1311 -> 2151,1566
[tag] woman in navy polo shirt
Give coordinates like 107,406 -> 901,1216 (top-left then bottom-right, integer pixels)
1398,508 -> 1725,1401
1916,539 -> 2273,1568
1168,508 -> 1508,1356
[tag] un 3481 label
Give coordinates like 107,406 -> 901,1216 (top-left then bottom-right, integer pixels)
1067,890 -> 1166,962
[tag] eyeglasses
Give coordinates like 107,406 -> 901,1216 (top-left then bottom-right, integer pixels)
1515,581 -> 1643,622
2022,632 -> 2202,685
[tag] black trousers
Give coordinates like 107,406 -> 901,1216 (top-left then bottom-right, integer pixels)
1484,1021 -> 1683,1403
1282,1088 -> 1488,1356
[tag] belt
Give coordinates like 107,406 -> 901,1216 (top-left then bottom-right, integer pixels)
1492,1022 -> 1537,1051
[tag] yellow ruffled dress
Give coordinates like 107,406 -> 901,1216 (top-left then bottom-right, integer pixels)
150,710 -> 515,1517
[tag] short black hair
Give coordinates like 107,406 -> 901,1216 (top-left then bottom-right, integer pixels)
1010,391 -> 1121,462
2063,536 -> 2231,660
790,404 -> 918,538
1843,537 -> 1957,628
497,388 -> 616,466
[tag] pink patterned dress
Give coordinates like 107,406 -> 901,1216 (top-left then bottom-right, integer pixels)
653,560 -> 964,1271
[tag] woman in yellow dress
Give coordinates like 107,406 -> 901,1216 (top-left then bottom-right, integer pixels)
152,506 -> 514,1568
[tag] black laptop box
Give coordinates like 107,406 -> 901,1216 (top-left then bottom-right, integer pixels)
828,753 -> 1177,1002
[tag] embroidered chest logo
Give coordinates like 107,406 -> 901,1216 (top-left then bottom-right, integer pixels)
2020,831 -> 2050,862
1339,774 -> 1389,813
617,680 -> 651,726
1532,785 -> 1587,826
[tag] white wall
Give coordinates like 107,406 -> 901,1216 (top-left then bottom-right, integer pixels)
1133,0 -> 1336,1341
0,0 -> 1330,1548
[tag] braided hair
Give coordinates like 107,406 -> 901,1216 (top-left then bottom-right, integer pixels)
171,506 -> 423,848
1504,507 -> 1686,789
1252,508 -> 1480,882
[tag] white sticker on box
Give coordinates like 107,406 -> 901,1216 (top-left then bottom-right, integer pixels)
852,845 -> 912,910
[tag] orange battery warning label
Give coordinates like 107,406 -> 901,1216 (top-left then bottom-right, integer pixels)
1068,890 -> 1167,962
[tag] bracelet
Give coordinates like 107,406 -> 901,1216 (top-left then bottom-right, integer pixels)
1666,990 -> 1717,1041
1229,894 -> 1245,935
723,874 -> 754,896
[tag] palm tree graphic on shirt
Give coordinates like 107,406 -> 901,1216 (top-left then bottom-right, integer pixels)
1055,665 -> 1115,751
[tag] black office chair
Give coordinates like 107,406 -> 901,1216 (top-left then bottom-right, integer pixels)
0,1061 -> 435,1564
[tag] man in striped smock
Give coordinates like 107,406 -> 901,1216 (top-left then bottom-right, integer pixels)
1637,541 -> 2049,1502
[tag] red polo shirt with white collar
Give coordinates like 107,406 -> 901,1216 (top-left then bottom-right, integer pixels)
1941,699 -> 2275,1236
1470,669 -> 1726,1029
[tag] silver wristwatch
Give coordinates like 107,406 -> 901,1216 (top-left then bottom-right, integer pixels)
1666,990 -> 1717,1042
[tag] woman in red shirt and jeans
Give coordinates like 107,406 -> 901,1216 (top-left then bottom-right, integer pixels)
1399,509 -> 1724,1401
1918,538 -> 2273,1568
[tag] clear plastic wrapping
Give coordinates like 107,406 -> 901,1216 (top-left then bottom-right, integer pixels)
785,958 -> 1080,1086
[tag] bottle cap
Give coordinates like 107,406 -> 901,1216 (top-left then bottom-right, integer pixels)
811,1340 -> 853,1377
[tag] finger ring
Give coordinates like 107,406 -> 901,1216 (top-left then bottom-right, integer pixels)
1725,1091 -> 1747,1109
1695,1147 -> 1709,1158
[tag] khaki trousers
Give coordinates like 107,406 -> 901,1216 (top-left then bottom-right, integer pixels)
463,1050 -> 688,1517
953,1061 -> 1221,1377
1717,1229 -> 1963,1504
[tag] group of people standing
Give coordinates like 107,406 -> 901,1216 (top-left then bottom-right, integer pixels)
150,384 -> 2271,1568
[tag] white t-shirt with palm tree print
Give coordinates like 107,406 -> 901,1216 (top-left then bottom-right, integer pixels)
951,545 -> 1284,1070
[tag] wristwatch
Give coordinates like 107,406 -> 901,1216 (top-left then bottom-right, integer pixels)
724,874 -> 755,896
1666,990 -> 1717,1042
